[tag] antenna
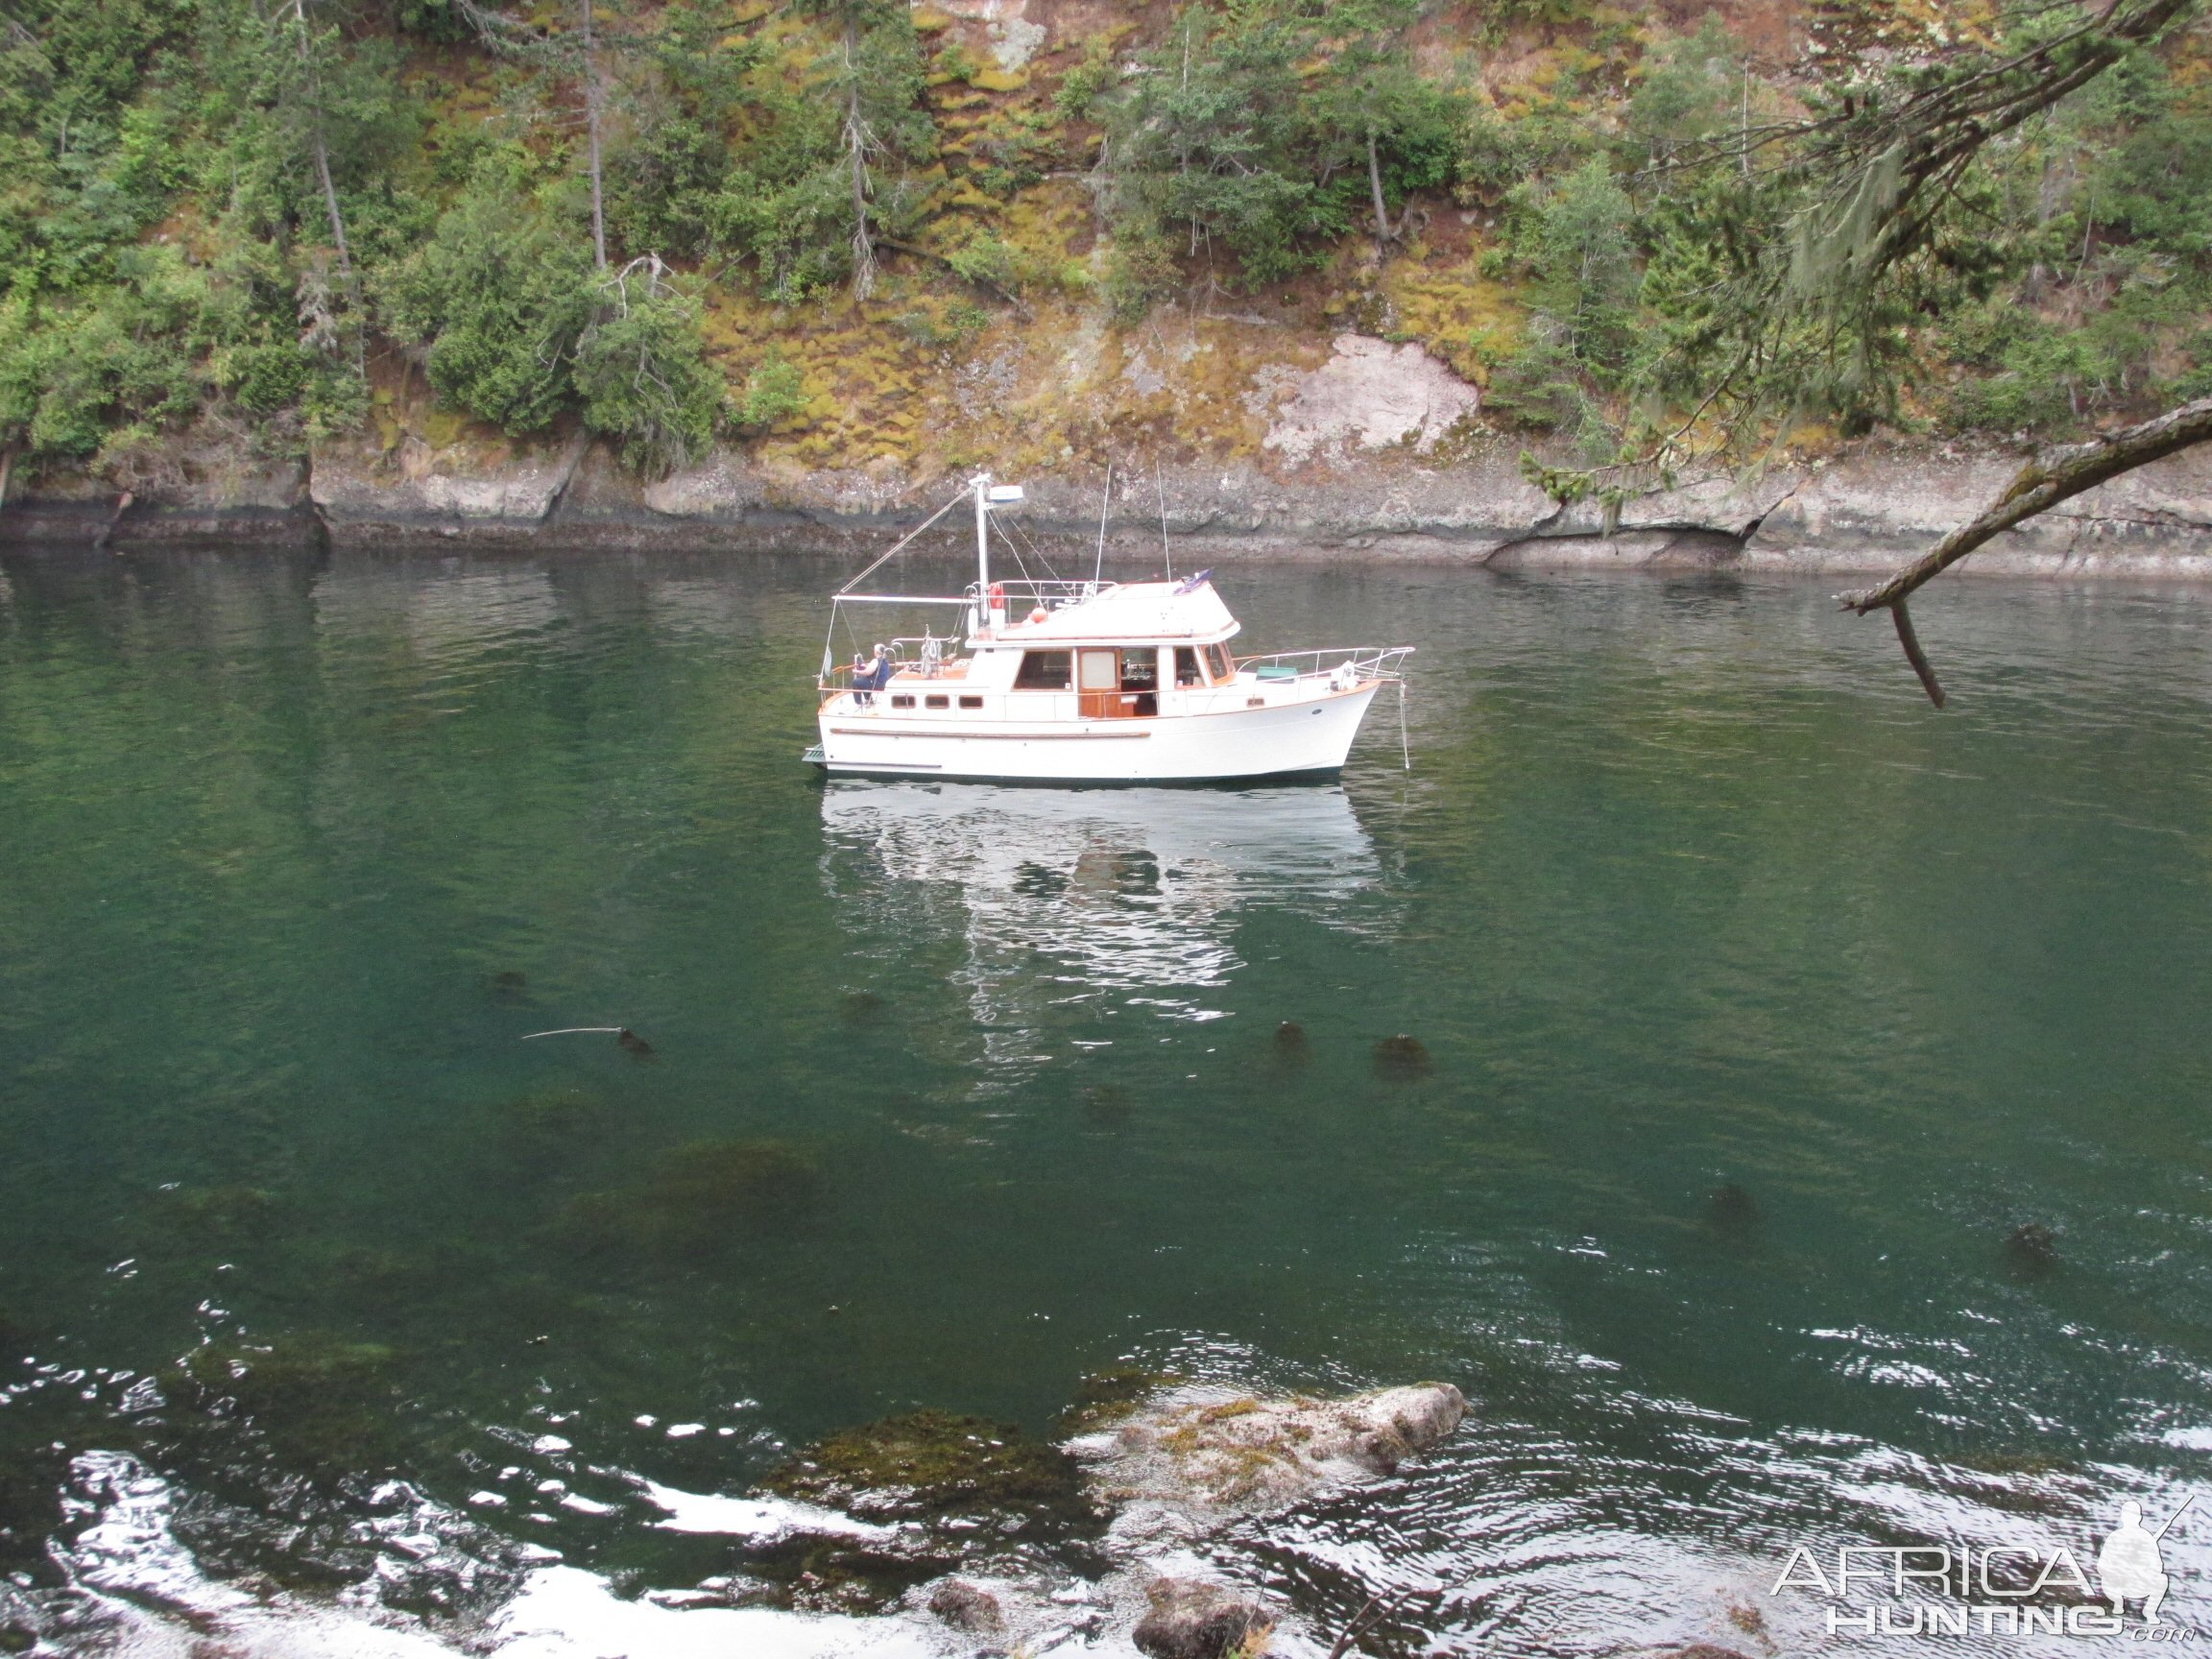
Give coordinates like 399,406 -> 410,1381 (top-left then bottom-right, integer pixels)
1094,465 -> 1112,587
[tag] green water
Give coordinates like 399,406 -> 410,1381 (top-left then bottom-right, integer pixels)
2,547 -> 2209,1649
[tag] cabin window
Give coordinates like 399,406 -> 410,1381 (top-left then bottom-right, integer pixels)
890,694 -> 916,709
1015,650 -> 1072,690
925,694 -> 950,709
1205,643 -> 1234,682
958,694 -> 983,709
1078,649 -> 1118,691
1174,647 -> 1203,687
1119,648 -> 1159,692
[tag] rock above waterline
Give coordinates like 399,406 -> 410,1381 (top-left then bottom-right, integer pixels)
761,1408 -> 1096,1532
1132,1578 -> 1276,1659
926,1578 -> 1003,1632
1075,1382 -> 1467,1518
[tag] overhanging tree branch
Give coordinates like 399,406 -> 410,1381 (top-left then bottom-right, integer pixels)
1839,395 -> 2212,701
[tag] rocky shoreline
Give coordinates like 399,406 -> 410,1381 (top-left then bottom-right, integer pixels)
10,328 -> 2212,577
10,437 -> 2212,579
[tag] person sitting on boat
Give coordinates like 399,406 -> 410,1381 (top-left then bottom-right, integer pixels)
851,643 -> 894,705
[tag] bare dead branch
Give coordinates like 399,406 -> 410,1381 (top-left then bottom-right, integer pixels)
1889,599 -> 1947,708
1839,395 -> 2212,702
1840,395 -> 2212,615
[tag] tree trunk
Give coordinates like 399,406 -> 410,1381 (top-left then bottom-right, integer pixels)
581,0 -> 606,271
290,0 -> 351,278
845,21 -> 875,301
1365,128 -> 1394,251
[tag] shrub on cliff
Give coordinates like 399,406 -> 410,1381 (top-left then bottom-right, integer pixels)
573,261 -> 723,474
380,168 -> 595,434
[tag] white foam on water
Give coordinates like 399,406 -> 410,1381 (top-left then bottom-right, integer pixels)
485,1566 -> 941,1659
51,1452 -> 459,1658
632,1479 -> 898,1542
42,1451 -> 947,1659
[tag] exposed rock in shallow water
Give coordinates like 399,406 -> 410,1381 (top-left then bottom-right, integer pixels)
1055,1366 -> 1183,1436
1073,1382 -> 1467,1521
1132,1577 -> 1275,1659
926,1577 -> 1002,1632
761,1409 -> 1098,1534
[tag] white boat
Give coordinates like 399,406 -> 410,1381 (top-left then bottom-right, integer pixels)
805,474 -> 1412,783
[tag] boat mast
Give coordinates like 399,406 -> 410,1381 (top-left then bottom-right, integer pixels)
973,471 -> 991,599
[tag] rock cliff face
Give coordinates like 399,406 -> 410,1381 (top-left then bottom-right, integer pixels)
9,331 -> 2212,577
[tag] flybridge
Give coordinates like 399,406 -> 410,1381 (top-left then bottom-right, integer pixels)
805,471 -> 1411,784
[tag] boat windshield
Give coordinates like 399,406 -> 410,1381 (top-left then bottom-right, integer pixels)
1015,650 -> 1073,689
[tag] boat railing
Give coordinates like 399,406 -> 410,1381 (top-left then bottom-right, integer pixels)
1235,645 -> 1415,684
819,631 -> 965,687
964,578 -> 1115,610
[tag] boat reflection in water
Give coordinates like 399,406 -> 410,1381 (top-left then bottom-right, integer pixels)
820,781 -> 1386,1074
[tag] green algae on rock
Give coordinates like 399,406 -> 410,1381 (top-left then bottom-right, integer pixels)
762,1408 -> 1097,1531
1056,1366 -> 1181,1436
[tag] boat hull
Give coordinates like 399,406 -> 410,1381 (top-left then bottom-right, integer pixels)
815,684 -> 1384,782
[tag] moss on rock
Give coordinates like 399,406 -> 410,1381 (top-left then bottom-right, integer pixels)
1057,1365 -> 1180,1434
762,1408 -> 1096,1531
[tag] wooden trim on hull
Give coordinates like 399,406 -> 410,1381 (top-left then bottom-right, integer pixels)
826,726 -> 1151,740
816,760 -> 1347,785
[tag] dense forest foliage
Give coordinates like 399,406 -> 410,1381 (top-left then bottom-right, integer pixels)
0,0 -> 2207,484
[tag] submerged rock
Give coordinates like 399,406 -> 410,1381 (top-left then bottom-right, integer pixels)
558,1139 -> 819,1260
1075,1382 -> 1466,1520
1083,1084 -> 1133,1128
1132,1578 -> 1275,1659
493,1087 -> 616,1156
1706,1182 -> 1760,1233
180,1334 -> 404,1476
761,1409 -> 1095,1534
152,1184 -> 290,1241
1372,1034 -> 1431,1080
839,991 -> 888,1027
2005,1221 -> 2059,1277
